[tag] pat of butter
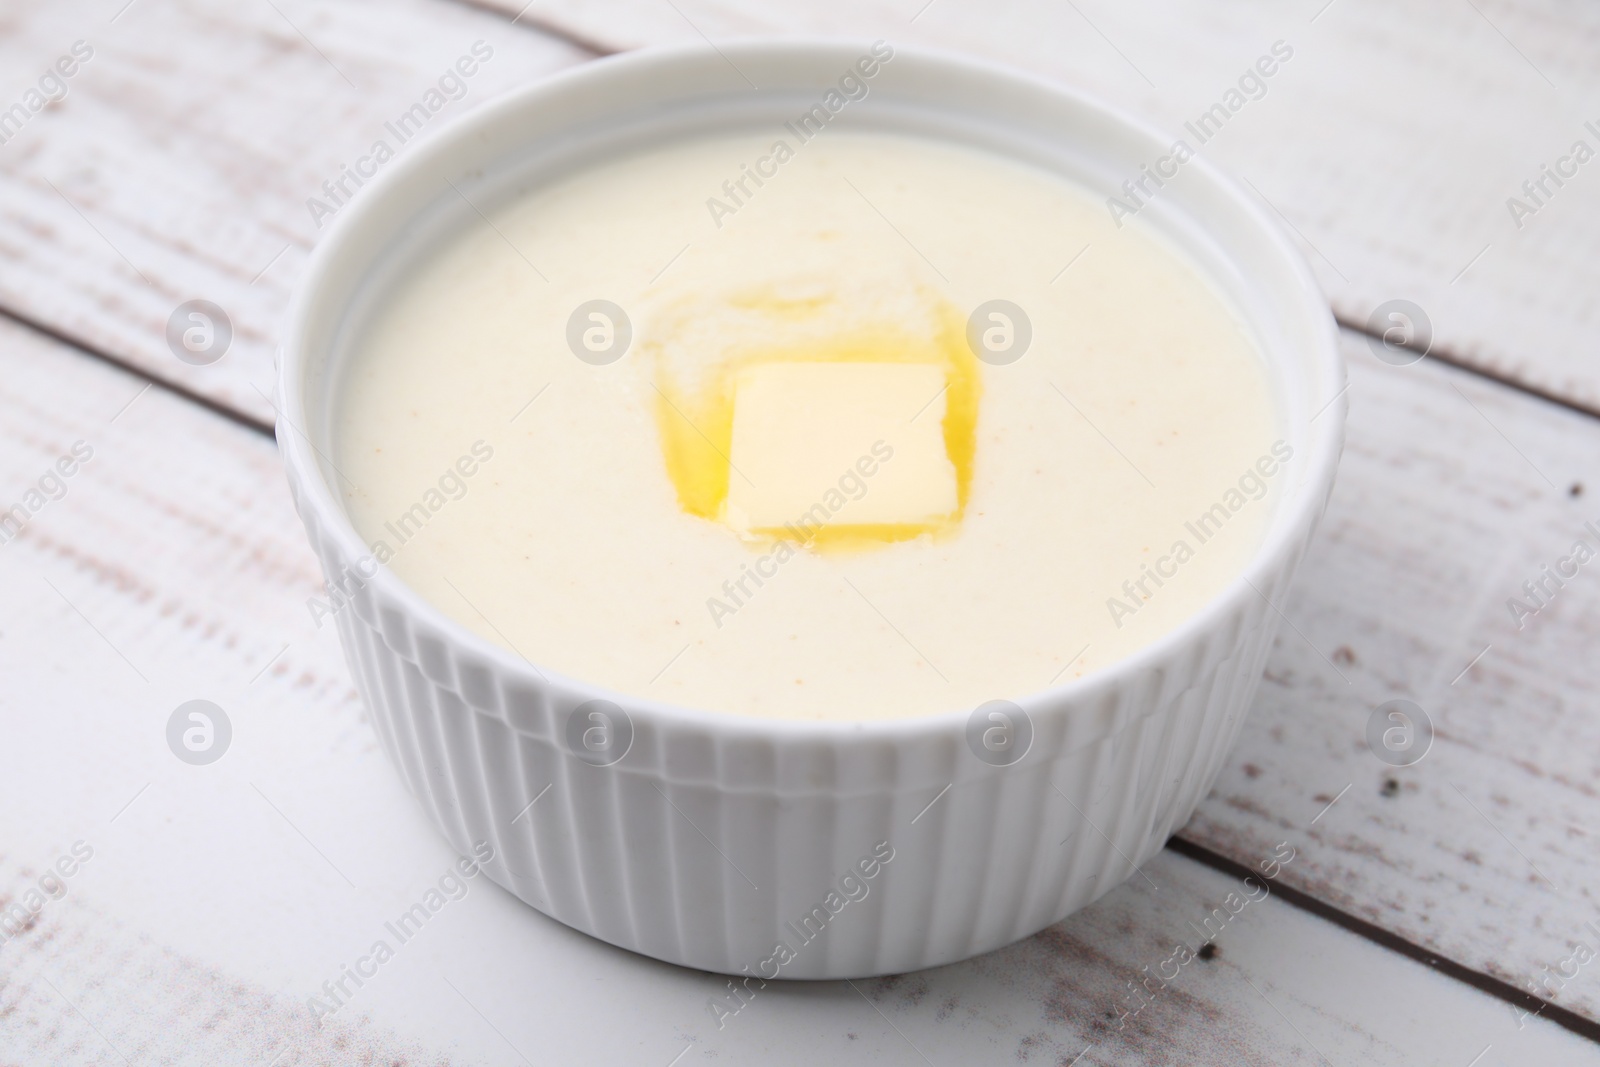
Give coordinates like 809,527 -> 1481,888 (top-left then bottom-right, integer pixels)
725,361 -> 958,535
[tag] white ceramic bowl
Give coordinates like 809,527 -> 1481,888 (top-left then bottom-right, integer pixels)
277,40 -> 1344,979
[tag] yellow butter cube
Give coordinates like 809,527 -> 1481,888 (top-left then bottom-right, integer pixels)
724,361 -> 958,538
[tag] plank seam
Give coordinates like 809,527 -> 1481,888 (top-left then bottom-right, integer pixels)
446,0 -> 617,56
12,295 -> 1591,465
1334,313 -> 1600,424
1165,835 -> 1600,1046
0,304 -> 275,438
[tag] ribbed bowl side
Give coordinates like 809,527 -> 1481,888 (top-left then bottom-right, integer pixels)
288,450 -> 1316,978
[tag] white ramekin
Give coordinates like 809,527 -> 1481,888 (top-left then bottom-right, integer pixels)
277,40 -> 1344,979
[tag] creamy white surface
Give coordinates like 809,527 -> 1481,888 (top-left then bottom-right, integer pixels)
335,130 -> 1283,721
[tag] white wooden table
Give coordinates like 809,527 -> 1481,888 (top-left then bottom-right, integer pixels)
3,2 -> 1599,1063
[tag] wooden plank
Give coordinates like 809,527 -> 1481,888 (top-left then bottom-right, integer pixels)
1,319 -> 1596,1063
480,0 -> 1600,412
4,0 -> 1600,1039
0,0 -> 590,426
1186,329 -> 1600,1024
9,0 -> 1600,419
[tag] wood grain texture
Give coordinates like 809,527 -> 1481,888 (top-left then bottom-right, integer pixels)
0,0 -> 590,425
0,313 -> 1594,1067
2,0 -> 1600,1054
10,0 -> 1600,417
1187,330 -> 1600,1024
479,0 -> 1600,411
